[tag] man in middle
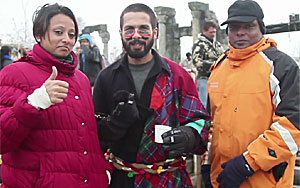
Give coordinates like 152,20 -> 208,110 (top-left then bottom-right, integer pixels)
93,3 -> 210,188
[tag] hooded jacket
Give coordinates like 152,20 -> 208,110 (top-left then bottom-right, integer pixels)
0,44 -> 112,187
78,34 -> 102,86
208,37 -> 300,187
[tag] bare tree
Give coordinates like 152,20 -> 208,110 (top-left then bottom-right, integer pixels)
77,17 -> 86,33
2,0 -> 35,48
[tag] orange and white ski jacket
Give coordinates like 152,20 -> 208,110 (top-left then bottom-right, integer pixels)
208,37 -> 300,188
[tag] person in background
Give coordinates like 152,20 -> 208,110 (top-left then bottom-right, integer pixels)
192,21 -> 223,109
18,47 -> 31,57
208,0 -> 300,187
93,3 -> 210,188
180,52 -> 197,82
78,33 -> 102,86
0,3 -> 111,187
0,45 -> 13,70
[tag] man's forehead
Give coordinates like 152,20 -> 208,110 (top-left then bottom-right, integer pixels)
123,23 -> 151,28
123,12 -> 151,24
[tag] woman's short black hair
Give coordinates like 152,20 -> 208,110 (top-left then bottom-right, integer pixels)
32,3 -> 79,43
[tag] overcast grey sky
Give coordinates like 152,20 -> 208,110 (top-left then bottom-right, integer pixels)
0,0 -> 299,61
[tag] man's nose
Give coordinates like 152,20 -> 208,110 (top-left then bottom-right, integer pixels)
132,29 -> 142,39
236,27 -> 247,35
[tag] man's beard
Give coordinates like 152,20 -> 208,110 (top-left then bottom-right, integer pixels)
122,37 -> 154,59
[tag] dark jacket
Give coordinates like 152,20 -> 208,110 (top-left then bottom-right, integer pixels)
93,50 -> 209,188
0,55 -> 13,70
192,34 -> 223,78
79,45 -> 102,86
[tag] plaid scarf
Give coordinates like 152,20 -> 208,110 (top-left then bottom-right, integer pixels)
134,62 -> 208,188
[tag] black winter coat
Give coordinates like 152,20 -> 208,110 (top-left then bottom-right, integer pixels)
93,50 -> 171,187
79,45 -> 102,86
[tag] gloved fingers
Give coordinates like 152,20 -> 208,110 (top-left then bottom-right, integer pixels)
169,149 -> 185,157
216,171 -> 223,183
113,90 -> 131,103
161,129 -> 181,139
161,143 -> 183,151
218,181 -> 228,188
128,93 -> 134,104
221,161 -> 228,169
112,102 -> 125,116
162,133 -> 184,144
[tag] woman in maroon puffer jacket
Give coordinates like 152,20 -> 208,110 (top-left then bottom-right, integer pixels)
0,3 -> 112,187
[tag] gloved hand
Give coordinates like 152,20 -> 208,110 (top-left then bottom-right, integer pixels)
161,126 -> 200,157
217,154 -> 254,188
201,164 -> 213,188
111,90 -> 139,123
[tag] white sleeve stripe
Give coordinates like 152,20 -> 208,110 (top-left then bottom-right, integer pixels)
259,52 -> 281,107
272,122 -> 298,155
270,74 -> 281,106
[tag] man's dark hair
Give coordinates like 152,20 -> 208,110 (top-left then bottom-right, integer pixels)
203,21 -> 217,31
120,3 -> 157,30
32,3 -> 79,43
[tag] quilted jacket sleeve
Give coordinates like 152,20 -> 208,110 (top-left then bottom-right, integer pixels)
0,65 -> 42,154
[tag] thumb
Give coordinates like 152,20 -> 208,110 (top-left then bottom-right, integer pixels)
48,66 -> 58,80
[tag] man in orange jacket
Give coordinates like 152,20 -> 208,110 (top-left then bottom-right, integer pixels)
207,0 -> 300,187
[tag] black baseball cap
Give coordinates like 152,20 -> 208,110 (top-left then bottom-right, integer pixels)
221,0 -> 264,26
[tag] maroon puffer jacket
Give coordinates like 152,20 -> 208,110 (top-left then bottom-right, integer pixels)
0,44 -> 112,187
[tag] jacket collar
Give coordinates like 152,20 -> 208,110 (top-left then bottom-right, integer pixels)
21,44 -> 78,75
228,37 -> 277,66
201,33 -> 214,43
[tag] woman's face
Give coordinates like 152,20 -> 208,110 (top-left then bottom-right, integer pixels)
38,13 -> 76,57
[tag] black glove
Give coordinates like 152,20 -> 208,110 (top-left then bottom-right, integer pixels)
96,91 -> 139,142
217,154 -> 254,188
201,164 -> 213,188
111,90 -> 139,123
161,126 -> 200,157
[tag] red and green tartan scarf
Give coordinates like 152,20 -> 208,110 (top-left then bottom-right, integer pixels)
134,61 -> 209,188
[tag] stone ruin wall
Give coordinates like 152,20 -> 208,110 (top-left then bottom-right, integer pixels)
81,1 -> 227,63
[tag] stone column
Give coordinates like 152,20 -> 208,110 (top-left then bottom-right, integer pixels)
155,13 -> 168,57
157,15 -> 168,56
155,6 -> 177,60
188,2 -> 209,42
99,31 -> 110,58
